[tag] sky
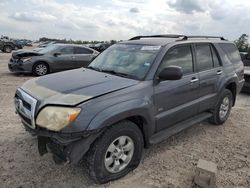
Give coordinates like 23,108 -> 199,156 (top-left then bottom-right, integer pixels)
0,0 -> 250,41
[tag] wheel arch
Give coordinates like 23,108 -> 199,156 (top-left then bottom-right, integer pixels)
225,82 -> 237,106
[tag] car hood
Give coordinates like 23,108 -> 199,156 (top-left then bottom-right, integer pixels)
12,49 -> 42,59
21,68 -> 139,106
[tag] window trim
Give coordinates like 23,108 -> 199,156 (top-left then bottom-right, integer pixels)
155,43 -> 195,79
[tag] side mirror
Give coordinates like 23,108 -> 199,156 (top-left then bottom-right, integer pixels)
53,52 -> 61,57
158,66 -> 183,81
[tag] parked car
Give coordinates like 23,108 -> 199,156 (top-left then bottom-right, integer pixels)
0,39 -> 22,53
14,35 -> 244,184
89,43 -> 111,52
14,39 -> 33,47
240,52 -> 250,91
8,44 -> 99,76
38,41 -> 56,48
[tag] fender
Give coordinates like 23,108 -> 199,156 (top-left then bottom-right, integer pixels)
87,98 -> 155,144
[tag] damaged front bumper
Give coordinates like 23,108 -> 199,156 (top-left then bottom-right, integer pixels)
23,124 -> 101,164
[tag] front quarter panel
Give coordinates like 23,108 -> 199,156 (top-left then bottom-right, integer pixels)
88,98 -> 154,132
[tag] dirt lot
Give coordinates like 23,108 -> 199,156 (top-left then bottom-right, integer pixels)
0,49 -> 249,188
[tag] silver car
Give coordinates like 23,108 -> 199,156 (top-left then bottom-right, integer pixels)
8,44 -> 99,76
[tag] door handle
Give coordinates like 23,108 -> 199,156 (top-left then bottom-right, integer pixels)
190,78 -> 199,83
217,70 -> 222,75
71,56 -> 76,59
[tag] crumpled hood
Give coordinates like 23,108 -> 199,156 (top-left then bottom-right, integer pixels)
21,68 -> 139,106
12,49 -> 42,59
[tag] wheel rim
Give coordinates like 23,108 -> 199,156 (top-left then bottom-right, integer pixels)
5,47 -> 11,53
104,136 -> 134,173
35,64 -> 47,75
219,96 -> 230,119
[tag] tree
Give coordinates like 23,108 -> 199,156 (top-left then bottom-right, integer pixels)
234,34 -> 249,52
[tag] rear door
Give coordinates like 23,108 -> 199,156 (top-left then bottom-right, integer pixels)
73,47 -> 94,68
194,43 -> 223,112
154,44 -> 200,131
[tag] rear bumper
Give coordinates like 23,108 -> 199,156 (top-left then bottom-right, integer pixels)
22,122 -> 101,164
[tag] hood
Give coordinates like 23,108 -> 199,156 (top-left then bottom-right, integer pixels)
21,68 -> 139,106
12,49 -> 42,59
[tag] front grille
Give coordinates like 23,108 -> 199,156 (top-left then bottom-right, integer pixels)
15,88 -> 37,129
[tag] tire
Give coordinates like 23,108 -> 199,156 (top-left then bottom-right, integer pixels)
85,121 -> 144,184
33,62 -> 49,76
3,45 -> 13,53
209,89 -> 233,125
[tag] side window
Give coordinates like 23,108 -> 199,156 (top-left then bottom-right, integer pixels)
195,44 -> 213,71
74,47 -> 93,54
219,43 -> 241,64
60,47 -> 74,55
211,46 -> 221,67
160,45 -> 193,75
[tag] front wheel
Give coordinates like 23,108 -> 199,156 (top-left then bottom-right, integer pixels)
210,89 -> 233,125
85,121 -> 144,184
33,63 -> 49,76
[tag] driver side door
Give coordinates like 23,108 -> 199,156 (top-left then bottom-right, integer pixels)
154,44 -> 200,131
52,46 -> 74,71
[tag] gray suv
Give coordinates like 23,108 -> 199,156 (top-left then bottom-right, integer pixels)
14,35 -> 244,184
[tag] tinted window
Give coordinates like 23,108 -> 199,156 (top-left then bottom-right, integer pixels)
161,45 -> 193,74
74,47 -> 93,54
196,44 -> 213,71
60,47 -> 74,55
219,43 -> 241,64
211,46 -> 221,67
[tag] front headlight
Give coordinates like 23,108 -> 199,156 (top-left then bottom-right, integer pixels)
22,57 -> 32,62
36,106 -> 81,131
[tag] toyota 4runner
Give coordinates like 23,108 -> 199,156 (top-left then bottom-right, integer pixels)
14,35 -> 244,184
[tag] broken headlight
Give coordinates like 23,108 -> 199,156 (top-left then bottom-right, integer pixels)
36,106 -> 81,131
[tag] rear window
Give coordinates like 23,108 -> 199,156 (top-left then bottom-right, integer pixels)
219,43 -> 241,64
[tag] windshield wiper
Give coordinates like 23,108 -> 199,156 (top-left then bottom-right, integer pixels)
101,69 -> 139,80
86,66 -> 102,72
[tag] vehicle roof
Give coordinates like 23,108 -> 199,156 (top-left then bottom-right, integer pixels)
52,43 -> 97,51
121,35 -> 233,46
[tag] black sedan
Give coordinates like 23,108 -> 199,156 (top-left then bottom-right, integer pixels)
8,44 -> 99,76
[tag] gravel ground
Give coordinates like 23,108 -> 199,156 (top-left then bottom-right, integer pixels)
0,49 -> 249,188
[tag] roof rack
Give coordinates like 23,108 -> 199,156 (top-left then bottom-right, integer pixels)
129,35 -> 186,40
129,35 -> 227,41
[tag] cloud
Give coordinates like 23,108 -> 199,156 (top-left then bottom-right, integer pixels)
167,0 -> 205,14
9,11 -> 56,22
129,7 -> 139,13
1,0 -> 250,41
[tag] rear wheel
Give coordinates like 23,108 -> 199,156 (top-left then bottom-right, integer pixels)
210,89 -> 233,125
3,45 -> 13,53
33,62 -> 49,76
85,121 -> 144,184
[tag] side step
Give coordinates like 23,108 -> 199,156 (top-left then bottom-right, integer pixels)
149,112 -> 213,145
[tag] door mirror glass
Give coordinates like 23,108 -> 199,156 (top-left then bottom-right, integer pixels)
159,66 -> 183,81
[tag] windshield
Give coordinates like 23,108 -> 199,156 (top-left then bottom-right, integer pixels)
39,44 -> 58,54
88,44 -> 160,80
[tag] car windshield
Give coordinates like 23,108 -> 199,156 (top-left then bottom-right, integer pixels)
39,44 -> 58,54
88,44 -> 160,80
